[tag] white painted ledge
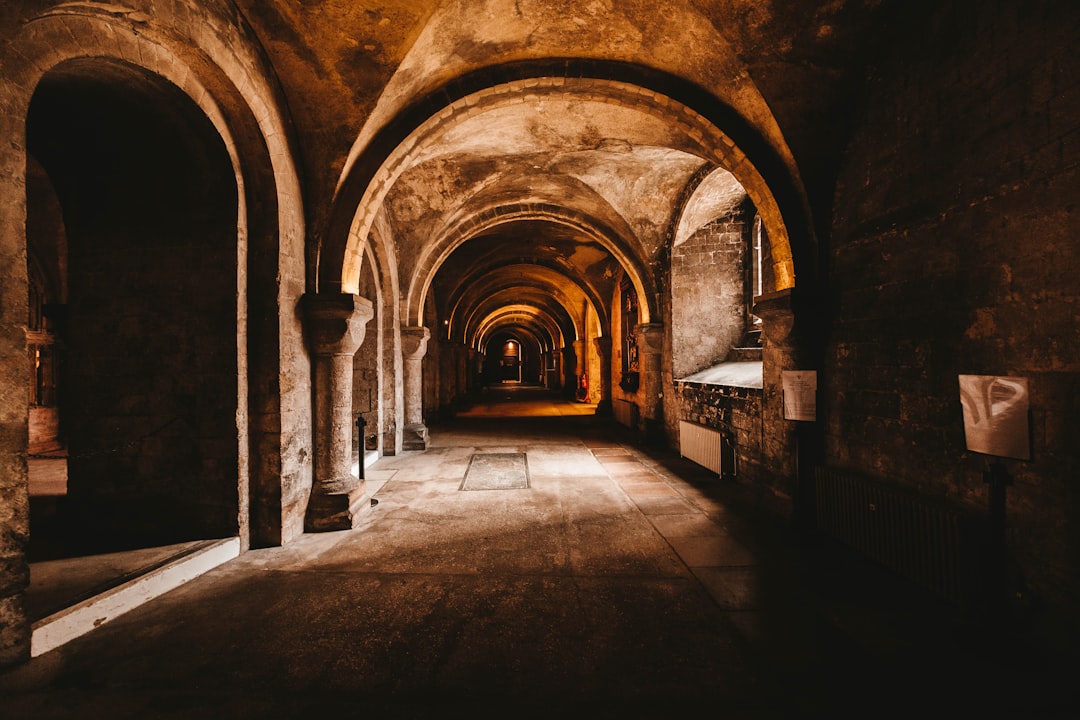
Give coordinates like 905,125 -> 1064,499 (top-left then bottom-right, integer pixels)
31,536 -> 240,657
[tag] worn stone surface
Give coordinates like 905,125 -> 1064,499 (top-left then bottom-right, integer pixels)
0,0 -> 1076,673
2,399 -> 1077,716
829,0 -> 1080,605
671,210 -> 750,378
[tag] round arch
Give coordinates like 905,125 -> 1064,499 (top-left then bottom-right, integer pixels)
0,4 -> 306,565
474,305 -> 565,355
458,286 -> 578,350
408,205 -> 642,330
322,60 -> 817,308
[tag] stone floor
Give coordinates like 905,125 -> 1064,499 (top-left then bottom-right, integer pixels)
4,385 -> 1078,719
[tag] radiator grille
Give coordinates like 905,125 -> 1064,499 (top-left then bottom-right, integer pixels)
815,467 -> 982,607
679,421 -> 722,475
613,399 -> 638,428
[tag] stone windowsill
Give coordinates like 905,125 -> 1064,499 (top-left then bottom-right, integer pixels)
676,360 -> 763,391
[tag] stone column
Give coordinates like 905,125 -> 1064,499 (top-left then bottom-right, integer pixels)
593,335 -> 612,415
635,323 -> 664,439
572,338 -> 587,401
401,326 -> 430,450
561,345 -> 575,396
753,288 -> 811,530
303,293 -> 374,532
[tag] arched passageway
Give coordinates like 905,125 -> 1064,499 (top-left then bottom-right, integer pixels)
322,65 -> 813,464
26,59 -> 242,558
1,0 -> 1076,680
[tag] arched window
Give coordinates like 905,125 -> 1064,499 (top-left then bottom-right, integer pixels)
747,212 -> 775,337
751,214 -> 764,316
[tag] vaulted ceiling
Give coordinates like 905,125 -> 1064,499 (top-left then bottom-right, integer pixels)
233,0 -> 901,352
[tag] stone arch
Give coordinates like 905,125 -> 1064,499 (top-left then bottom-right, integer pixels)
406,204 -> 640,331
364,212 -> 406,454
454,277 -> 581,348
472,303 -> 567,354
0,2 -> 306,589
322,60 -> 816,304
668,166 -> 756,377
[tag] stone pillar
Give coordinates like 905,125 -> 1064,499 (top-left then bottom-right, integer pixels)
303,293 -> 374,532
569,339 -> 582,375
402,326 -> 430,450
635,323 -> 664,439
475,348 -> 484,395
754,288 -> 810,530
593,335 -> 612,415
572,338 -> 587,401
561,345 -> 575,397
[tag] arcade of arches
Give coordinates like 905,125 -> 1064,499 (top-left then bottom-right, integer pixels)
1,0 -> 1078,667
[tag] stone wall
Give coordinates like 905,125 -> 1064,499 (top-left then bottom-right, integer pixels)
829,0 -> 1080,613
670,211 -> 749,378
675,382 -> 760,467
673,381 -> 791,515
31,66 -> 242,546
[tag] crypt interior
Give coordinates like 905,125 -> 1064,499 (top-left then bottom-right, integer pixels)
0,0 -> 1078,716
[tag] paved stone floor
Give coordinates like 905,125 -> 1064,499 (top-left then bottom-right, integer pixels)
4,386 -> 1078,719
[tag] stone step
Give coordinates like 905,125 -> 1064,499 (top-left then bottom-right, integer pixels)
31,537 -> 240,657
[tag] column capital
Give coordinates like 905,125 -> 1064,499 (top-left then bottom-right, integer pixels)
752,289 -> 794,346
303,293 -> 374,356
635,322 -> 664,353
401,325 -> 430,359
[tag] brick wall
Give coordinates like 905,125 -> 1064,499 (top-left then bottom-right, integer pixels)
670,210 -> 748,378
33,65 -> 242,546
674,381 -> 792,512
829,0 -> 1080,610
676,382 -> 761,464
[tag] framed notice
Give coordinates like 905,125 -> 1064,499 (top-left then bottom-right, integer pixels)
782,370 -> 817,421
958,374 -> 1030,460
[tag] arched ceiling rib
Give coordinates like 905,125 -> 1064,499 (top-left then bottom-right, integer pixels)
476,311 -> 558,355
384,76 -> 754,351
435,234 -> 604,344
275,4 -> 866,341
332,70 -> 806,323
232,1 -> 903,309
461,291 -> 573,351
448,263 -> 591,342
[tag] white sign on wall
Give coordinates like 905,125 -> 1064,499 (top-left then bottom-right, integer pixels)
958,374 -> 1030,460
782,370 -> 817,421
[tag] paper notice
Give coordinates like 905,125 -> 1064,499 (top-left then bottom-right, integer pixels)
782,370 -> 817,421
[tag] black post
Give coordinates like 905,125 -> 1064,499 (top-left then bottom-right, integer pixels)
984,460 -> 1012,619
794,423 -> 818,539
356,415 -> 367,481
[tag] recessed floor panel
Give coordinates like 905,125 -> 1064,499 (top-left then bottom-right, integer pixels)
460,452 -> 530,491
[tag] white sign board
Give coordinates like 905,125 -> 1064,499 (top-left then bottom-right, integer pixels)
959,374 -> 1030,460
782,370 -> 817,421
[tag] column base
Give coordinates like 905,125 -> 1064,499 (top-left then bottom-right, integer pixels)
402,423 -> 429,451
305,478 -> 371,532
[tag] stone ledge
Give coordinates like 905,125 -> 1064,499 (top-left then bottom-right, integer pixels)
31,537 -> 240,658
676,360 -> 763,389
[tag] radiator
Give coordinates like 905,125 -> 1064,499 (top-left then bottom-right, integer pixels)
679,421 -> 723,475
613,399 -> 638,428
815,467 -> 982,607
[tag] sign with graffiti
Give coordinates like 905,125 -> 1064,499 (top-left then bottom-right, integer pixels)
959,375 -> 1030,460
